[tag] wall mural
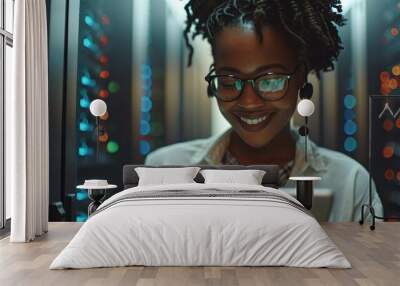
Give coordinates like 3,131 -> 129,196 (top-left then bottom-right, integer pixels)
47,0 -> 400,222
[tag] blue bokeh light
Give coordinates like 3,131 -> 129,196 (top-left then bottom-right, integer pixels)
344,137 -> 357,152
80,97 -> 90,108
79,146 -> 89,156
140,120 -> 151,135
83,37 -> 92,48
141,96 -> 153,113
344,94 -> 356,109
76,191 -> 88,201
344,120 -> 357,135
75,212 -> 88,222
81,75 -> 91,85
139,140 -> 151,155
141,64 -> 152,79
78,141 -> 93,156
81,75 -> 95,87
79,121 -> 91,132
84,15 -> 95,27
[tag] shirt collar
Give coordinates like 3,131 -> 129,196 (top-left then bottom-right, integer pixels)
192,128 -> 231,165
198,127 -> 328,174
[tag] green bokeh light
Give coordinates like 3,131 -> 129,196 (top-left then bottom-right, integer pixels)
107,141 -> 119,154
108,81 -> 120,93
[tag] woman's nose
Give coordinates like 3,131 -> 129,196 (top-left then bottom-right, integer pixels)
237,81 -> 264,107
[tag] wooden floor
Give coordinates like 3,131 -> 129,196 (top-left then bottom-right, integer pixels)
0,222 -> 399,286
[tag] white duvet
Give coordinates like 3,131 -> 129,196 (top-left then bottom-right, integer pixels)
50,183 -> 351,269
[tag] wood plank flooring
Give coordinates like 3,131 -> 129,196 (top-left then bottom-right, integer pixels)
0,222 -> 399,286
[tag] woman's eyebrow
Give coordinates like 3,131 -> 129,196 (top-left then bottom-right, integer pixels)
217,64 -> 289,74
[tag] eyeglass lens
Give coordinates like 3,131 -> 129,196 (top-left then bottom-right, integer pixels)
211,75 -> 289,101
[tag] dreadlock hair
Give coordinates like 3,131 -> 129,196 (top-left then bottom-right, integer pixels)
183,0 -> 345,75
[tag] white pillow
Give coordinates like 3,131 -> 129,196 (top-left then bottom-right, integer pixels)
135,167 -> 201,186
200,169 -> 266,185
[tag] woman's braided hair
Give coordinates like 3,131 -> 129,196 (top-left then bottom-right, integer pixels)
183,0 -> 345,74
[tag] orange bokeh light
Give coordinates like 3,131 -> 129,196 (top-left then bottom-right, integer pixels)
384,169 -> 395,181
383,146 -> 394,158
381,86 -> 391,95
99,132 -> 109,142
389,79 -> 398,89
99,89 -> 109,99
383,119 -> 394,131
391,27 -> 399,37
392,65 -> 400,76
100,111 -> 109,120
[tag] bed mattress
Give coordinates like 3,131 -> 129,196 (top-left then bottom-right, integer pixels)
50,183 -> 351,269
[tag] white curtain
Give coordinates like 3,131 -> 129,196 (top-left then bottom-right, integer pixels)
7,0 -> 49,242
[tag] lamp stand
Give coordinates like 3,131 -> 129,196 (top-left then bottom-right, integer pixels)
304,116 -> 308,162
96,116 -> 99,162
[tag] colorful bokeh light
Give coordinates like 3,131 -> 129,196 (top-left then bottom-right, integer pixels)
392,65 -> 400,76
99,70 -> 110,79
99,55 -> 109,65
140,120 -> 151,135
76,212 -> 88,222
344,137 -> 357,152
99,132 -> 109,142
139,140 -> 151,155
100,35 -> 109,46
383,119 -> 394,132
83,37 -> 93,48
107,141 -> 119,154
99,89 -> 109,99
383,145 -> 394,158
108,81 -> 120,93
384,169 -> 395,181
76,190 -> 88,201
84,15 -> 95,27
389,78 -> 398,89
380,71 -> 390,82
100,111 -> 109,120
141,96 -> 153,112
344,120 -> 357,135
344,94 -> 356,109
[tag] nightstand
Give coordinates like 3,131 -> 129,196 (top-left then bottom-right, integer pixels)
289,177 -> 321,210
76,182 -> 117,216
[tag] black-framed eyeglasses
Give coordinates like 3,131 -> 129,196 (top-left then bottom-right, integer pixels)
205,65 -> 299,102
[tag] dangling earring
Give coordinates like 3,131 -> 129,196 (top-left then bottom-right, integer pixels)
297,81 -> 315,162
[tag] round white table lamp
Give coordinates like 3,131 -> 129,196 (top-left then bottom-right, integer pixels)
89,99 -> 107,161
89,99 -> 107,117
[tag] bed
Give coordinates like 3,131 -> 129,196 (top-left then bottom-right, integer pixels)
50,165 -> 350,269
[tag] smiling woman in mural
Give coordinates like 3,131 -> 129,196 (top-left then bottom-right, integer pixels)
145,0 -> 383,222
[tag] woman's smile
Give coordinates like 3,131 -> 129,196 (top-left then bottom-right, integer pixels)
231,110 -> 277,132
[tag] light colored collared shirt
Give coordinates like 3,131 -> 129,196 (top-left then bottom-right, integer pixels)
145,128 -> 383,222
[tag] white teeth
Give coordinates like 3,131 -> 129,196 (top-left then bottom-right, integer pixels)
240,115 -> 268,125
